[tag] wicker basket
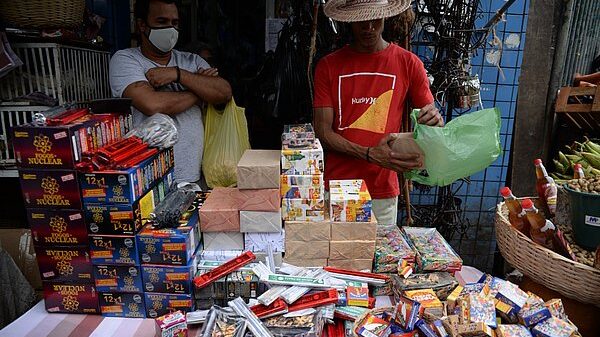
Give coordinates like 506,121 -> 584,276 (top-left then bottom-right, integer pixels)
352,307 -> 395,337
495,202 -> 600,307
0,0 -> 85,28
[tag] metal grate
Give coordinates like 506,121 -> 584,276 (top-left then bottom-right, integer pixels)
0,105 -> 48,166
0,43 -> 111,104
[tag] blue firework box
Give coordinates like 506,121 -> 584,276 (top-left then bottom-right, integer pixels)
141,252 -> 198,294
144,293 -> 194,318
98,292 -> 146,318
79,147 -> 174,205
137,204 -> 200,266
94,265 -> 143,293
89,235 -> 139,265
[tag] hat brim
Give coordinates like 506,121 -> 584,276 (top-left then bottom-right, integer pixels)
323,0 -> 411,22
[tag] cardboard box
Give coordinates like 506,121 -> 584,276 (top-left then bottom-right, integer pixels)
281,198 -> 326,222
99,292 -> 146,318
235,188 -> 281,211
84,171 -> 172,236
281,139 -> 324,175
331,218 -> 377,241
28,209 -> 88,246
145,293 -> 193,318
329,240 -> 376,260
285,240 -> 329,259
244,231 -> 285,252
34,246 -> 93,282
12,112 -> 132,169
137,217 -> 200,266
280,174 -> 324,199
329,179 -> 372,222
94,265 -> 143,293
240,211 -> 282,233
285,218 -> 331,241
43,282 -> 99,314
236,150 -> 280,189
203,232 -> 244,251
79,148 -> 174,205
142,263 -> 196,294
19,169 -> 81,209
0,228 -> 42,290
456,322 -> 494,337
327,259 -> 373,272
496,325 -> 534,337
283,258 -> 328,268
89,235 -> 139,265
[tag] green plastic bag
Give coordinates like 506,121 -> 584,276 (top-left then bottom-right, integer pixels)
202,98 -> 251,188
405,107 -> 502,186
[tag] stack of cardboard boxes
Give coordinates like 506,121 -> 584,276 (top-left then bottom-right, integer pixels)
279,124 -> 377,271
83,147 -> 175,318
12,108 -> 133,314
136,194 -> 202,318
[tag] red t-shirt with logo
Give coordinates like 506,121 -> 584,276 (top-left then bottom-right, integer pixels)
313,43 -> 433,199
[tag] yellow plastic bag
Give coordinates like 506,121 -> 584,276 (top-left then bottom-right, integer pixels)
202,98 -> 250,188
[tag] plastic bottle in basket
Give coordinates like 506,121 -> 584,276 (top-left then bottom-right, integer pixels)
521,198 -> 556,250
534,159 -> 557,216
500,187 -> 530,236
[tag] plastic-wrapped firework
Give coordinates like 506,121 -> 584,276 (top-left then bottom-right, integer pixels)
33,104 -> 76,125
126,113 -> 178,149
228,297 -> 274,337
403,227 -> 462,272
151,184 -> 199,229
200,306 -> 247,337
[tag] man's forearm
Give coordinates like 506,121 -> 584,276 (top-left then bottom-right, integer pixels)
134,91 -> 198,116
318,129 -> 368,161
179,70 -> 232,105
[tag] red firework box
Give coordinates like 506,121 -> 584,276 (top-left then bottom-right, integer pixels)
28,209 -> 88,246
34,246 -> 93,283
12,112 -> 132,170
43,282 -> 99,314
19,169 -> 82,209
79,147 -> 174,205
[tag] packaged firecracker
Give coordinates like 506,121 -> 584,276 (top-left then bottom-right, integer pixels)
200,306 -> 246,337
518,302 -> 552,327
282,123 -> 316,148
531,317 -> 577,337
416,319 -> 438,337
441,315 -> 460,337
281,198 -> 326,222
390,272 -> 458,301
393,297 -> 423,330
43,283 -> 99,314
446,286 -> 463,312
280,174 -> 324,199
496,324 -> 533,337
402,227 -> 462,272
545,299 -> 568,321
372,279 -> 394,296
94,265 -> 143,293
137,216 -> 200,266
403,289 -> 444,318
456,322 -> 494,337
356,313 -> 391,337
329,179 -> 372,222
495,281 -> 528,312
465,293 -> 496,328
34,246 -> 93,283
98,292 -> 146,318
142,262 -> 197,294
281,139 -> 324,175
374,225 -> 416,273
155,310 -> 188,337
495,300 -> 519,324
264,309 -> 325,337
347,281 -> 369,307
28,209 -> 88,246
334,306 -> 369,322
460,283 -> 490,297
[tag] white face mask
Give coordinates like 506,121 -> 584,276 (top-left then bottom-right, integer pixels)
147,27 -> 179,53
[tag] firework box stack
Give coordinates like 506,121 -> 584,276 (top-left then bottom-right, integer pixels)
136,194 -> 205,318
12,103 -> 133,314
280,124 -> 325,222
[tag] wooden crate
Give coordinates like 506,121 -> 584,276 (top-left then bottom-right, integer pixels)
555,86 -> 600,131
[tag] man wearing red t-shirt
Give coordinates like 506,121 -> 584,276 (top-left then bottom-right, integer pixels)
314,0 -> 443,225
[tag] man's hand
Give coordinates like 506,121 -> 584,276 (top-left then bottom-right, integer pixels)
198,68 -> 219,77
145,67 -> 178,88
368,134 -> 423,173
417,103 -> 444,126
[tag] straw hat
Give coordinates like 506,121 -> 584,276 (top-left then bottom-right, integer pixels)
323,0 -> 411,23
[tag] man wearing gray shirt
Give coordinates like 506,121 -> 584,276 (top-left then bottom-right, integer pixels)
109,0 -> 232,183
